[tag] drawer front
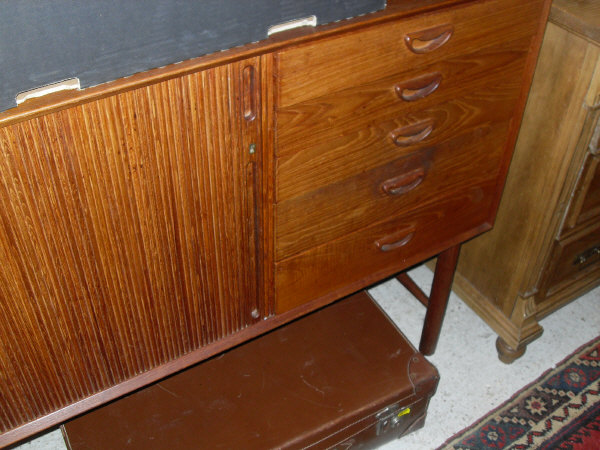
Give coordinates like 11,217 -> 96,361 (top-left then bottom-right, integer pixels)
276,122 -> 509,260
276,52 -> 526,201
277,0 -> 543,108
277,35 -> 530,153
275,185 -> 495,313
542,222 -> 600,298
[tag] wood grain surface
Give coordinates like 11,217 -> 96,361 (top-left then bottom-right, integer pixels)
456,21 -> 599,316
451,4 -> 599,362
276,35 -> 530,150
276,122 -> 510,259
564,153 -> 600,229
550,0 -> 600,43
0,0 -> 553,443
277,0 -> 540,108
541,222 -> 600,298
0,58 -> 262,436
275,184 -> 495,313
276,55 -> 526,202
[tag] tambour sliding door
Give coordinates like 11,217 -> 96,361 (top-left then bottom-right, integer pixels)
0,57 -> 264,440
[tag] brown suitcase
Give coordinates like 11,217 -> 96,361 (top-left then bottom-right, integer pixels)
62,291 -> 439,449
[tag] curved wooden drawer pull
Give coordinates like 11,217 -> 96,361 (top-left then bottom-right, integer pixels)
381,167 -> 426,196
395,72 -> 442,102
390,120 -> 433,147
375,228 -> 415,252
404,24 -> 454,54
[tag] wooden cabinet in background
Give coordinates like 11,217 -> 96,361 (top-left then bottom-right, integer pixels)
0,0 -> 550,445
452,0 -> 600,363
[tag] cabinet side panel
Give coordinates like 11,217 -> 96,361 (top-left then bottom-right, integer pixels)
0,60 -> 259,436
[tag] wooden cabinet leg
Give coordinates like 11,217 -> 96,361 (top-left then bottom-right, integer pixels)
419,244 -> 461,355
496,337 -> 528,364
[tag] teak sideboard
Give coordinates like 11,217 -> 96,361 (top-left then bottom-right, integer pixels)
0,0 -> 550,445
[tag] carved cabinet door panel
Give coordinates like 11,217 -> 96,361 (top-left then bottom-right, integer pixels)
0,58 -> 263,438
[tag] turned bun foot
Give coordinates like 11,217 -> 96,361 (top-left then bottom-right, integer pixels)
496,337 -> 527,364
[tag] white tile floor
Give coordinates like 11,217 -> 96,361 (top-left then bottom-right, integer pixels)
13,265 -> 600,450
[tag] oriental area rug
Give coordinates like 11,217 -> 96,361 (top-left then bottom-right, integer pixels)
440,336 -> 600,449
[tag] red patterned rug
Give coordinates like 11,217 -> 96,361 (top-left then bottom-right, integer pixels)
439,336 -> 600,449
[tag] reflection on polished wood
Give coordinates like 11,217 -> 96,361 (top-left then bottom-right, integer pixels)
0,58 -> 263,440
0,0 -> 551,445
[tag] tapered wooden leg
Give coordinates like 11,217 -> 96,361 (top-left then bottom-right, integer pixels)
419,244 -> 461,355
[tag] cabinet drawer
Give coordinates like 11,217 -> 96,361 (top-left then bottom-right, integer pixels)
275,185 -> 495,313
277,64 -> 524,202
542,222 -> 600,298
276,122 -> 510,260
277,36 -> 530,151
277,0 -> 542,107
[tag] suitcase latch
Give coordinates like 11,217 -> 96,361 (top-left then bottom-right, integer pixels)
375,404 -> 411,436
